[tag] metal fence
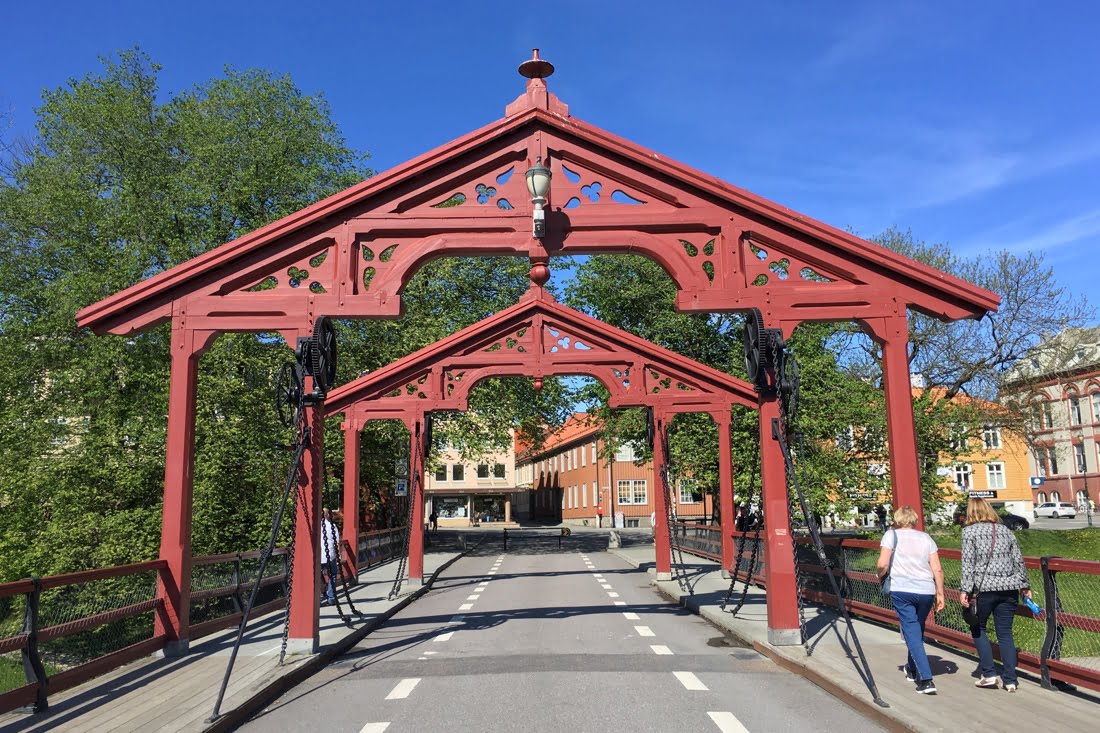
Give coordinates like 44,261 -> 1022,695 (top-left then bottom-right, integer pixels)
672,521 -> 722,562
701,532 -> 1100,695
188,548 -> 290,641
357,528 -> 405,568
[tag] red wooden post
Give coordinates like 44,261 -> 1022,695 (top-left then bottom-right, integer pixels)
342,422 -> 361,578
715,409 -> 735,576
287,381 -> 324,652
871,314 -> 925,529
652,410 -> 672,581
407,418 -> 426,585
155,325 -> 216,655
760,396 -> 801,645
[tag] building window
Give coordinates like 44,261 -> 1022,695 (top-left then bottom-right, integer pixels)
572,448 -> 578,468
477,464 -> 489,479
836,426 -> 854,452
1047,446 -> 1060,475
581,446 -> 586,467
1070,396 -> 1083,425
948,426 -> 969,452
582,482 -> 588,507
1037,491 -> 1048,504
1051,491 -> 1061,502
614,443 -> 636,462
1075,442 -> 1087,473
617,479 -> 647,505
981,425 -> 1001,450
1037,454 -> 1046,477
1092,392 -> 1100,423
678,479 -> 703,504
493,463 -> 505,478
435,466 -> 447,482
1077,490 -> 1089,508
592,440 -> 598,464
986,462 -> 1006,489
952,464 -> 972,490
452,464 -> 464,481
593,484 -> 599,506
1042,402 -> 1055,429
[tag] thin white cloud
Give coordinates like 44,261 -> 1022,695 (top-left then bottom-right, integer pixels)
963,208 -> 1100,256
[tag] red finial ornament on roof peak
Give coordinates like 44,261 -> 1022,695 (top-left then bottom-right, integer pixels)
506,49 -> 569,118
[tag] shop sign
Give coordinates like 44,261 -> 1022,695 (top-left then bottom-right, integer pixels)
968,490 -> 997,498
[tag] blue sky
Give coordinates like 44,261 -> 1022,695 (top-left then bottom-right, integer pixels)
2,1 -> 1097,308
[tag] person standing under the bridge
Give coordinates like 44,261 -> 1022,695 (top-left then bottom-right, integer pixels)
960,496 -> 1032,693
320,508 -> 340,607
877,505 -> 945,695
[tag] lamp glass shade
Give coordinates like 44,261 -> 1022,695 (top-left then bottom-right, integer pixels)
525,160 -> 552,201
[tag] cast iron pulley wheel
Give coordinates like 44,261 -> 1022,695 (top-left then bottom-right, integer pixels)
274,361 -> 305,427
311,316 -> 338,394
743,307 -> 767,390
780,351 -> 801,423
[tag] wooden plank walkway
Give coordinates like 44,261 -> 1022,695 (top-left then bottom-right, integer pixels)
0,550 -> 463,733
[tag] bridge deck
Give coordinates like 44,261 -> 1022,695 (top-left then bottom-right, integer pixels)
611,541 -> 1100,733
0,549 -> 463,733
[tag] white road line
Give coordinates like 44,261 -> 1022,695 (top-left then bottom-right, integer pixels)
385,678 -> 421,699
488,570 -> 497,574
459,603 -> 473,610
449,615 -> 465,623
623,612 -> 640,620
608,592 -> 620,598
592,573 -> 603,578
613,601 -> 627,606
475,586 -> 487,592
359,723 -> 391,733
674,671 -> 708,690
424,651 -> 438,655
434,631 -> 454,642
466,594 -> 480,600
707,711 -> 749,732
651,645 -> 673,655
601,583 -> 613,589
635,625 -> 654,637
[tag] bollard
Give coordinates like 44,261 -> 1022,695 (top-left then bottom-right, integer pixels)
503,528 -> 508,551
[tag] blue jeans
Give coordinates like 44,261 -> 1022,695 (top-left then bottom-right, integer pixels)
971,590 -> 1020,685
323,560 -> 338,603
891,591 -> 935,681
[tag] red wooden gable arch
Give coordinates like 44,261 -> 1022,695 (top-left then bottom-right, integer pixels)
72,54 -> 1001,653
326,285 -> 754,604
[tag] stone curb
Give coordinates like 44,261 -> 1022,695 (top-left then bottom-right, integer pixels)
609,547 -> 913,733
204,545 -> 475,733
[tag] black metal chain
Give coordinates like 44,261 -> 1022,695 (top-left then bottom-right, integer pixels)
323,507 -> 363,620
657,419 -> 690,593
278,420 -> 312,666
388,421 -> 423,600
721,437 -> 762,614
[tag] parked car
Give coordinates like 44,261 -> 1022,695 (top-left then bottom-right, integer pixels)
1033,502 -> 1077,519
999,512 -> 1030,531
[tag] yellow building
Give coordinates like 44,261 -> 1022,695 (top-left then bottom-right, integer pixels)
940,421 -> 1034,515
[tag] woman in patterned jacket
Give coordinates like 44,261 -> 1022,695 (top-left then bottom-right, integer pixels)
960,497 -> 1033,692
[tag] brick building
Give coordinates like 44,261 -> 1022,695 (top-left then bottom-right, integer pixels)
515,413 -> 712,528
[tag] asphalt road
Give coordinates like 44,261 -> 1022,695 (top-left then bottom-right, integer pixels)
240,533 -> 883,733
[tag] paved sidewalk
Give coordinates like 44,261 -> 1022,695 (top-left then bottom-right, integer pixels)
0,548 -> 467,733
611,542 -> 1100,733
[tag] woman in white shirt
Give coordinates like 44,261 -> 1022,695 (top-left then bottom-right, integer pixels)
877,506 -> 946,694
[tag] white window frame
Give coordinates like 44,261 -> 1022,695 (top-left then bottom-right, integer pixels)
592,441 -> 597,464
1047,446 -> 1060,475
582,482 -> 588,507
1037,491 -> 1048,504
1051,490 -> 1061,502
581,446 -> 586,467
952,463 -> 972,490
986,462 -> 1006,490
617,479 -> 647,505
593,484 -> 599,506
435,465 -> 448,482
982,425 -> 1002,450
452,464 -> 464,482
1092,392 -> 1100,424
614,443 -> 636,462
1070,396 -> 1083,425
1074,442 -> 1087,474
678,479 -> 702,504
477,463 -> 489,479
1043,402 -> 1055,429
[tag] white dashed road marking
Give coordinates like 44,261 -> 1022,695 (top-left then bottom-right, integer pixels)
434,632 -> 454,642
635,626 -> 654,637
623,612 -> 640,620
592,574 -> 603,578
601,584 -> 613,590
707,711 -> 750,732
459,603 -> 473,611
466,594 -> 480,600
424,651 -> 437,655
651,645 -> 673,655
674,671 -> 708,690
359,723 -> 391,733
613,601 -> 626,606
608,592 -> 620,598
385,678 -> 421,699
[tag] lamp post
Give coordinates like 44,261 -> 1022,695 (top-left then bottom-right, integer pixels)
526,156 -> 552,239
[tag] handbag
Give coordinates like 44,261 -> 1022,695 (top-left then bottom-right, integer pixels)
962,524 -> 996,627
880,529 -> 897,597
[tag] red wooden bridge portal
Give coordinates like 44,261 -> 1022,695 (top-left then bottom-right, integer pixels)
76,51 -> 999,652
